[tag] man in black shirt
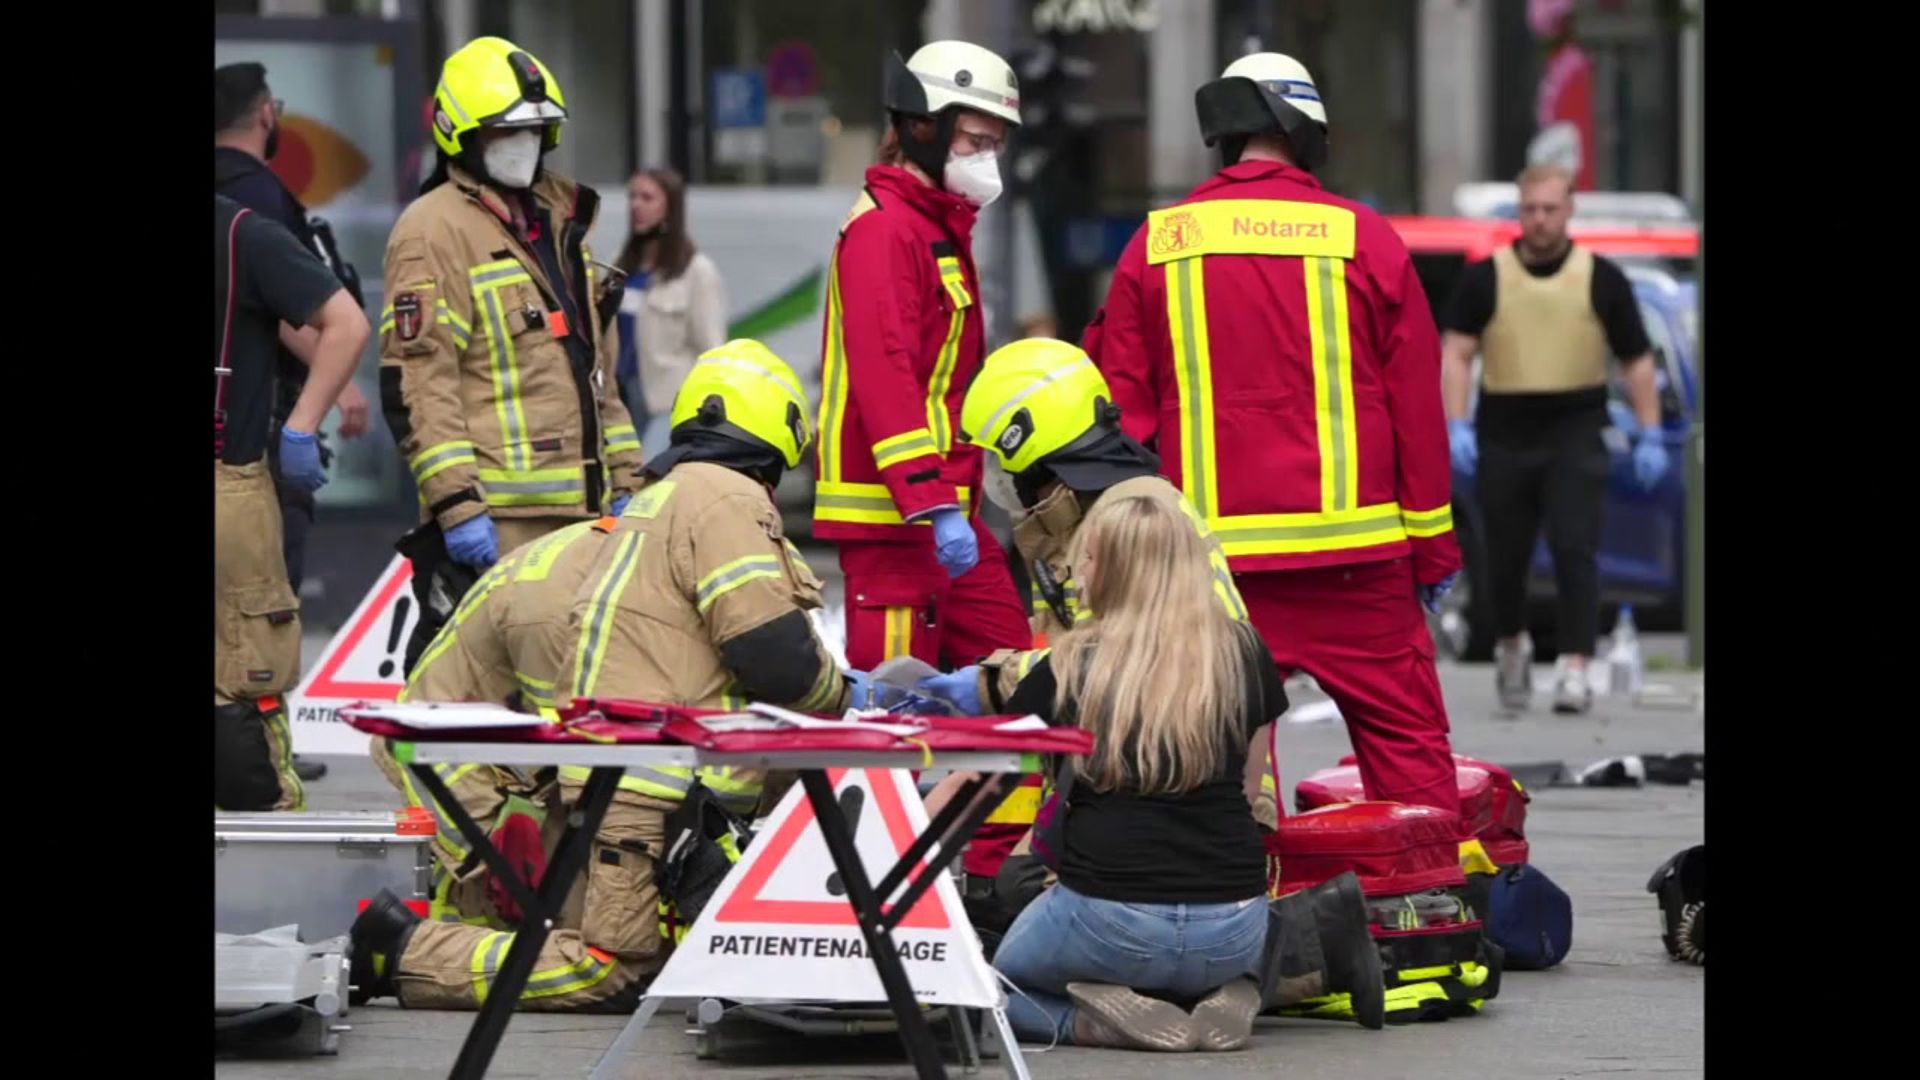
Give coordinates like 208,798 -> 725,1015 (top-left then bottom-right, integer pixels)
217,62 -> 373,782
1439,164 -> 1669,714
215,193 -> 368,810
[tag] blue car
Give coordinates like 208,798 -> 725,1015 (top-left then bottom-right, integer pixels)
1432,266 -> 1698,661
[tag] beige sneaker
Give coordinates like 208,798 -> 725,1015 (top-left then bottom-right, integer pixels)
1067,983 -> 1198,1052
1190,978 -> 1262,1051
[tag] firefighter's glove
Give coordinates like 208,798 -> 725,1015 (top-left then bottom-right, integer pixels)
1632,434 -> 1670,492
916,667 -> 984,715
278,428 -> 327,493
930,508 -> 979,578
445,515 -> 500,568
1419,572 -> 1460,615
1448,419 -> 1477,477
610,494 -> 632,517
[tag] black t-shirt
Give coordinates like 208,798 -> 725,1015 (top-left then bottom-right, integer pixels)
1441,242 -> 1653,439
216,195 -> 343,466
216,148 -> 315,418
1005,625 -> 1287,904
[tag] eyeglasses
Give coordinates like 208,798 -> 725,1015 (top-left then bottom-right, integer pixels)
953,128 -> 1006,157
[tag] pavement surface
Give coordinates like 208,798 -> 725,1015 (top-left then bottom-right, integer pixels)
237,546 -> 1704,1079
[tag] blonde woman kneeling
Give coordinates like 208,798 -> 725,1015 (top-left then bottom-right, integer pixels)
991,494 -> 1287,1052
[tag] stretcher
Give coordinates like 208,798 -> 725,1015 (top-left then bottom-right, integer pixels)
344,700 -> 1088,1080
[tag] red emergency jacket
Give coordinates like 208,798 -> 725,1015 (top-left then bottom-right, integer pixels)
812,166 -> 985,542
1088,160 -> 1461,584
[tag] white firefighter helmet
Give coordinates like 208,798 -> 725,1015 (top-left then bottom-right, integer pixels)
885,40 -> 1023,127
1198,51 -> 1330,171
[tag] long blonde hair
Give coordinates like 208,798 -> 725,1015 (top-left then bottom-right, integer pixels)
1050,494 -> 1249,794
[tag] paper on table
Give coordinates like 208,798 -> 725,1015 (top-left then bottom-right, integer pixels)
346,702 -> 548,730
991,715 -> 1050,732
747,702 -> 928,738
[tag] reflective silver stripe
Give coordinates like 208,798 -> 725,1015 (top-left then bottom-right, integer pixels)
572,533 -> 645,697
480,289 -> 527,468
477,932 -> 510,979
977,356 -> 1094,449
815,492 -> 899,513
411,443 -> 475,478
624,766 -> 694,795
1214,512 -> 1404,544
1315,257 -> 1351,512
438,80 -> 471,124
524,954 -> 610,996
916,71 -> 1017,110
1174,259 -> 1209,514
696,556 -> 784,610
485,476 -> 584,497
471,262 -> 534,289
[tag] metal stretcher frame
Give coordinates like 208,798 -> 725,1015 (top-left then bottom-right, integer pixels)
390,739 -> 1046,1080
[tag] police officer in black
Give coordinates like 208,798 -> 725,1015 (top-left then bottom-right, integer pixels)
216,62 -> 372,781
215,193 -> 368,810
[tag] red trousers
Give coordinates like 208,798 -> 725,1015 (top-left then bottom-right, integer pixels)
838,518 -> 1031,670
838,519 -> 1033,877
1239,557 -> 1463,823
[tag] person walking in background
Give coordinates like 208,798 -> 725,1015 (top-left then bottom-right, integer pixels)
1440,163 -> 1668,715
613,167 -> 729,452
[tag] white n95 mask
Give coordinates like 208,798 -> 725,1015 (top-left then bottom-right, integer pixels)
943,150 -> 1003,208
484,130 -> 543,190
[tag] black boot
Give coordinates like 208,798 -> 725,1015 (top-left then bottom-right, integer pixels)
1258,871 -> 1386,1030
349,889 -> 421,1006
293,755 -> 328,782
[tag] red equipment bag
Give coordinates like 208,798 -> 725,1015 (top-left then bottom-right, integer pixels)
1268,802 -> 1467,898
1328,753 -> 1532,867
1296,764 -> 1496,842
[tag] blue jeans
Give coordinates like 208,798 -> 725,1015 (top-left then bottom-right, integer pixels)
991,883 -> 1268,1043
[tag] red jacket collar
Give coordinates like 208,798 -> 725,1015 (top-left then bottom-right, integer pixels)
1192,158 -> 1324,198
865,165 -> 978,242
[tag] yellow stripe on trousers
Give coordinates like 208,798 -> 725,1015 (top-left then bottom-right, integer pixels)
1304,255 -> 1359,513
1165,258 -> 1220,518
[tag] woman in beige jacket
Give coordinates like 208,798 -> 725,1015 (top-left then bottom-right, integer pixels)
615,167 -> 729,457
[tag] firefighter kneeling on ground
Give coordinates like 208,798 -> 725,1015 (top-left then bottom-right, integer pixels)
913,337 -> 1388,1026
352,339 -> 885,1013
367,514 -> 631,929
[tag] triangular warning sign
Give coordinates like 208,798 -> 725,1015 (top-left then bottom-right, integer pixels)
648,769 -> 1002,1008
286,555 -> 418,756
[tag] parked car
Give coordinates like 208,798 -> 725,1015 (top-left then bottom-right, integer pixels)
1390,216 -> 1698,660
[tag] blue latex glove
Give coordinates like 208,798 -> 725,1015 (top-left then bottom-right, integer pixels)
1447,419 -> 1478,478
610,493 -> 632,517
278,428 -> 327,493
916,666 -> 984,715
445,515 -> 500,568
1632,435 -> 1670,492
1418,572 -> 1460,615
929,508 -> 979,578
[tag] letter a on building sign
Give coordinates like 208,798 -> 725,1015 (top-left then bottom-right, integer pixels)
647,768 -> 1002,1007
287,554 -> 419,756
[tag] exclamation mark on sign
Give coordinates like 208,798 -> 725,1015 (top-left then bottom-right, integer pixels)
377,596 -> 412,678
824,785 -> 866,897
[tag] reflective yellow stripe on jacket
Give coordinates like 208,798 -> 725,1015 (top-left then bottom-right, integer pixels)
469,259 -> 538,472
815,482 -> 972,527
1151,199 -> 1419,559
928,255 -> 971,454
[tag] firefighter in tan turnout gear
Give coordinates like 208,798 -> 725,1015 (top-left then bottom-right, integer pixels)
368,516 -> 621,928
351,339 -> 878,1013
379,35 -> 644,585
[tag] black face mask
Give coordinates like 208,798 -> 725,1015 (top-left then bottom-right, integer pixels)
264,122 -> 280,161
